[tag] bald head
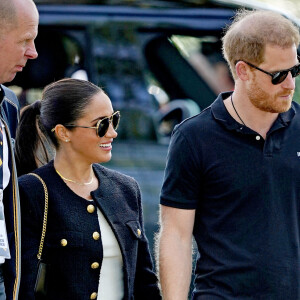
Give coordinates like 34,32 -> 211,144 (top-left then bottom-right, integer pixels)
0,0 -> 38,83
222,9 -> 300,79
0,0 -> 16,33
0,0 -> 37,36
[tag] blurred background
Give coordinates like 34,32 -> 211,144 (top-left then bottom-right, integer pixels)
7,0 -> 300,294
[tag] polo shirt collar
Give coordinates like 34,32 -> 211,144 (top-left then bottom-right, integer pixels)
211,92 -> 241,131
279,103 -> 296,125
211,91 -> 296,132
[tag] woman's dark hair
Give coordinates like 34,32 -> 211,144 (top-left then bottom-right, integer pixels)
15,78 -> 102,175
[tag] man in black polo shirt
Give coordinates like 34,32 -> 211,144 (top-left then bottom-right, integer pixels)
157,9 -> 300,300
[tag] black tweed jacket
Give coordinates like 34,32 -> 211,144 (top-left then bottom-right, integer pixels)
18,161 -> 161,300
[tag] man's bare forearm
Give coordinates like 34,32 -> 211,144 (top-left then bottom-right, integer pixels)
158,230 -> 193,300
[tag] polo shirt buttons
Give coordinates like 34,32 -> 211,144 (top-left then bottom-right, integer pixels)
93,232 -> 100,240
87,204 -> 95,213
91,262 -> 99,269
256,135 -> 261,141
60,239 -> 68,247
90,292 -> 97,299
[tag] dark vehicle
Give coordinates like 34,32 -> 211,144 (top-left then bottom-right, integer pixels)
9,0 -> 300,272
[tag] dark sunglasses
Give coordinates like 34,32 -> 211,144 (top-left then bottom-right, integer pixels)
241,60 -> 300,85
61,111 -> 120,137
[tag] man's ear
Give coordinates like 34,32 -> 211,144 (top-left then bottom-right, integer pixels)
235,61 -> 250,81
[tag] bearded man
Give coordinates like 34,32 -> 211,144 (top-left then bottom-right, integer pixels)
157,9 -> 300,300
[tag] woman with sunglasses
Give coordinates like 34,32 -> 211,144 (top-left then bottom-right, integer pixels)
15,78 -> 161,300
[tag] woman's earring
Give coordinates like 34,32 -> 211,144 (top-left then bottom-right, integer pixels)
65,139 -> 70,142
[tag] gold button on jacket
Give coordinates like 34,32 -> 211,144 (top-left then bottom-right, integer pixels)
91,262 -> 99,269
137,229 -> 142,237
90,292 -> 97,299
92,232 -> 100,240
87,204 -> 95,213
60,239 -> 68,247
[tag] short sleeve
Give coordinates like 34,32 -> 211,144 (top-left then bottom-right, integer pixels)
160,126 -> 202,209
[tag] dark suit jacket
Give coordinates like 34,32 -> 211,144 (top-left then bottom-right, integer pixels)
18,161 -> 161,300
0,85 -> 21,300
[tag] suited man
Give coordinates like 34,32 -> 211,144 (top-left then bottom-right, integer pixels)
0,0 -> 38,299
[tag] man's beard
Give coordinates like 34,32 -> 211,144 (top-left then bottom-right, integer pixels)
247,80 -> 293,113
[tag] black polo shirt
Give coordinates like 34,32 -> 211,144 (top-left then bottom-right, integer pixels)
161,92 -> 300,299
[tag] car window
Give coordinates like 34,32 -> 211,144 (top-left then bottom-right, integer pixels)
171,35 -> 234,94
